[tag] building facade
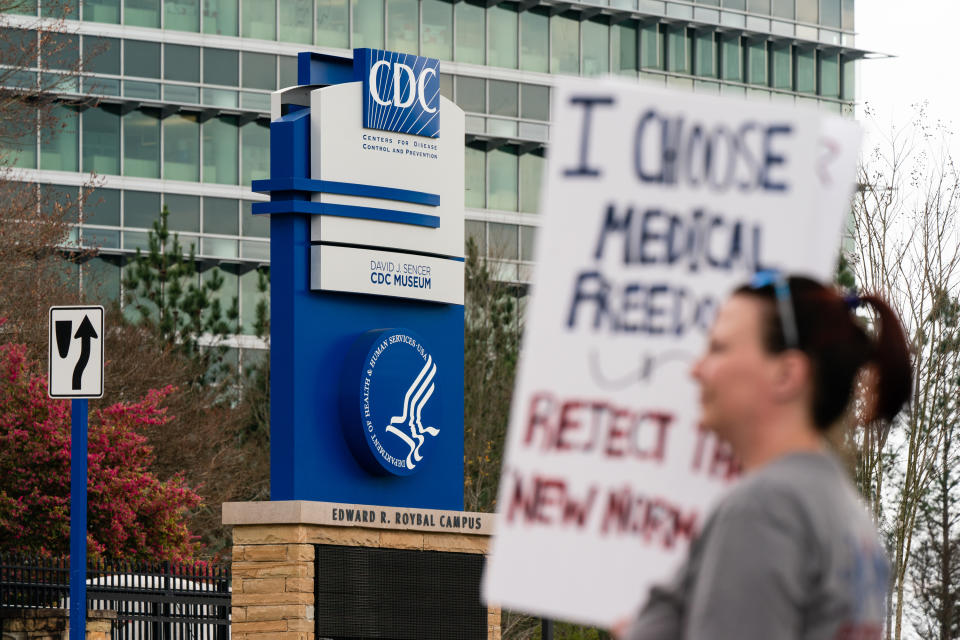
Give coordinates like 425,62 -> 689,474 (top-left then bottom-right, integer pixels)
0,0 -> 863,366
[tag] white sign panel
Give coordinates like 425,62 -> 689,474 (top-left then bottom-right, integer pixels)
310,245 -> 464,304
310,83 -> 465,260
48,306 -> 104,399
482,78 -> 862,626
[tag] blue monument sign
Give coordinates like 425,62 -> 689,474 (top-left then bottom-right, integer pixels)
253,49 -> 465,510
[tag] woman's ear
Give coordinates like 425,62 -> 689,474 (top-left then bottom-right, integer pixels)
770,350 -> 811,403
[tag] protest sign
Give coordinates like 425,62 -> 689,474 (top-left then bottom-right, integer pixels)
481,77 -> 862,627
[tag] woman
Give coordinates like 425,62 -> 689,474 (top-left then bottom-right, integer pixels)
618,272 -> 912,640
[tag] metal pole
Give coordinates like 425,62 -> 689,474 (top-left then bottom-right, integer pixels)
541,617 -> 554,640
70,398 -> 87,640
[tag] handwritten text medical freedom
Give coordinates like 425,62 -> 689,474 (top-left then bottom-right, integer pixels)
563,95 -> 793,337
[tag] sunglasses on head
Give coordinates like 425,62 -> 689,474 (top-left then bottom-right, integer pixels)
749,269 -> 800,350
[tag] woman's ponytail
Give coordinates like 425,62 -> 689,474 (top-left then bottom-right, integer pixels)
859,295 -> 913,423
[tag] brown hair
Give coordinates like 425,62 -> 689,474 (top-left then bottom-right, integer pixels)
734,276 -> 913,429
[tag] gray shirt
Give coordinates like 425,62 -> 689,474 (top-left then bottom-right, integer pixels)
624,451 -> 888,640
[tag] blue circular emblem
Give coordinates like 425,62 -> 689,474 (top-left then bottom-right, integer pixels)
339,328 -> 442,476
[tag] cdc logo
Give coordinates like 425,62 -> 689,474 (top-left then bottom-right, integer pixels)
339,328 -> 442,476
356,48 -> 440,139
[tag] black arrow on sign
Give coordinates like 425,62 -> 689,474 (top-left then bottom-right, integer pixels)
72,315 -> 98,390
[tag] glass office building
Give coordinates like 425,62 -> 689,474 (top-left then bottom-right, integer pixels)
0,0 -> 863,362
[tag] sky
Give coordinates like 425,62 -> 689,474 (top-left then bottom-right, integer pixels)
856,1 -> 958,149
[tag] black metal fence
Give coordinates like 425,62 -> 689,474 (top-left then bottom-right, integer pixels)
0,555 -> 231,639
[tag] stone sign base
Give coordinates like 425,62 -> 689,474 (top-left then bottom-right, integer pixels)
223,501 -> 499,640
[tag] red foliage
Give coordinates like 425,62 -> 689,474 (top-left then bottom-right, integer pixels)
0,343 -> 203,562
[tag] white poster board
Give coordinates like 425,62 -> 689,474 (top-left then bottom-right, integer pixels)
482,78 -> 862,627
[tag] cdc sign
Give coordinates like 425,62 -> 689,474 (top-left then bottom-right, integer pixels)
252,49 -> 465,510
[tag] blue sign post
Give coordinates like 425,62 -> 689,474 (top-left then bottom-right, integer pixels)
48,305 -> 104,640
70,399 -> 87,640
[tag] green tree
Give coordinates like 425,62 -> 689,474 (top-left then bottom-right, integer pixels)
122,206 -> 239,381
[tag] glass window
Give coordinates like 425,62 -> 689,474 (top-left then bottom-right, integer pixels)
455,76 -> 485,113
204,0 -> 238,35
841,57 -> 854,101
241,121 -> 269,185
164,194 -> 200,232
84,188 -> 120,226
42,185 -> 79,224
1,108 -> 37,168
165,0 -> 200,30
42,33 -> 78,71
83,36 -> 119,74
125,0 -> 160,26
770,0 -> 793,19
387,0 -> 418,54
0,28 -> 37,68
550,14 -> 579,75
520,225 -> 537,261
454,2 -> 484,64
164,44 -> 200,83
352,0 -> 384,48
203,115 -> 239,184
770,43 -> 790,90
204,48 -> 239,86
279,0 -> 313,43
8,0 -> 36,15
488,147 -> 518,212
694,30 -> 715,77
439,72 -> 453,100
123,108 -> 160,178
42,0 -> 78,17
278,56 -> 297,89
640,22 -> 662,70
465,145 -> 485,208
421,0 -> 452,60
666,26 -> 689,74
242,201 -> 269,237
818,51 -> 838,98
747,0 -> 769,14
797,0 -> 816,22
841,0 -> 853,30
124,190 -> 161,229
465,220 -> 485,255
521,84 -> 549,121
125,40 -> 160,78
242,52 -> 275,90
720,35 -> 741,81
317,0 -> 349,48
488,80 -> 518,117
488,5 -> 518,69
519,151 -> 544,214
612,22 -> 638,75
723,0 -> 745,8
582,19 -> 609,77
821,0 -> 840,28
241,0 -> 275,40
520,9 -> 548,73
747,39 -> 766,84
82,106 -> 119,175
164,113 -> 200,181
488,222 -> 518,260
83,257 -> 121,304
40,104 -> 78,171
203,197 -> 238,235
795,48 -> 815,93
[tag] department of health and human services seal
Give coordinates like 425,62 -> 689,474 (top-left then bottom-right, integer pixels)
339,328 -> 442,476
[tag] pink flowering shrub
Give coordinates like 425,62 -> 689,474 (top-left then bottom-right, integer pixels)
0,343 -> 203,562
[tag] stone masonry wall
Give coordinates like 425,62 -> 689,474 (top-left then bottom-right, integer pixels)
0,610 -> 115,640
231,522 -> 500,640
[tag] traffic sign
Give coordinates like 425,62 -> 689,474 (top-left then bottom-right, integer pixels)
48,306 -> 104,399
